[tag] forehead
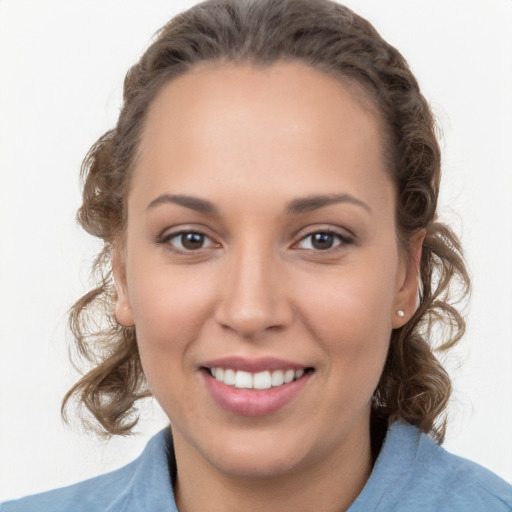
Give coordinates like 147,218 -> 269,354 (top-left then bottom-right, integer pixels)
132,62 -> 393,213
141,61 -> 383,155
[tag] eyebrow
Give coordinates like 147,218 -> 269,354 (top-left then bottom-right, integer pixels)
146,192 -> 371,215
146,194 -> 219,214
285,193 -> 371,215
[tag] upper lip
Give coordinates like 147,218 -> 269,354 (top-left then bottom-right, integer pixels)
201,356 -> 310,373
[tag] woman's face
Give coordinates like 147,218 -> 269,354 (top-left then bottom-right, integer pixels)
114,62 -> 420,479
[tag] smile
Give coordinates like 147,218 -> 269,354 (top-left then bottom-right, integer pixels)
200,359 -> 315,416
207,367 -> 309,389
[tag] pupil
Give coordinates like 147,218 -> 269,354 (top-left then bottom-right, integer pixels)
182,232 -> 204,250
312,233 -> 334,250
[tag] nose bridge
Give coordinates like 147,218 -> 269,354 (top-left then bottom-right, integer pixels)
215,237 -> 291,337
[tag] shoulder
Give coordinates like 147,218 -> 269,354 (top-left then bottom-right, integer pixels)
1,460 -> 138,512
412,427 -> 512,510
350,421 -> 512,512
0,429 -> 177,512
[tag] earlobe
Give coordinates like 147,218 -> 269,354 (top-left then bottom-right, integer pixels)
114,300 -> 135,327
392,229 -> 425,329
112,243 -> 135,327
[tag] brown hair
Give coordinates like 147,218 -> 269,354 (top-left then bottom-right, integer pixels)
62,0 -> 470,442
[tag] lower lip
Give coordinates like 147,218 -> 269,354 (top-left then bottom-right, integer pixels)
202,371 -> 311,416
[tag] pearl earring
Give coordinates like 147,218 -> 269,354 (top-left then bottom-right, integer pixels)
397,310 -> 405,317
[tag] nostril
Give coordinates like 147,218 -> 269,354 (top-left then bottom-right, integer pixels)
213,266 -> 294,337
214,301 -> 295,339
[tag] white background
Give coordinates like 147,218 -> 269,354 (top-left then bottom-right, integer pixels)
0,0 -> 511,502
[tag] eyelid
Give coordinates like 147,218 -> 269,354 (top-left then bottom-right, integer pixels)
157,226 -> 222,253
292,226 -> 355,251
155,224 -> 355,254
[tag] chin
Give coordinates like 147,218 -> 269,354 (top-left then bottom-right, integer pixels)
193,423 -> 321,480
210,445 -> 307,480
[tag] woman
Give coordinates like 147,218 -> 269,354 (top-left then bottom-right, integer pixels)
1,0 -> 510,510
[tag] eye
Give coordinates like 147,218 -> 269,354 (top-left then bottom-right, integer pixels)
296,231 -> 351,251
162,231 -> 217,251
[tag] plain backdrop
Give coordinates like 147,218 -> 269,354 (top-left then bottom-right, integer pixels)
0,0 -> 511,502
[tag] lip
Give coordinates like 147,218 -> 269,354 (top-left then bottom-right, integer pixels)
200,357 -> 313,417
201,356 -> 308,373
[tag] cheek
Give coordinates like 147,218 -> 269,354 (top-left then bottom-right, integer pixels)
301,263 -> 395,341
128,257 -> 215,335
126,264 -> 216,389
298,260 -> 396,386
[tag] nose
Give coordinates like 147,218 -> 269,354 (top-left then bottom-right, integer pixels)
214,246 -> 294,339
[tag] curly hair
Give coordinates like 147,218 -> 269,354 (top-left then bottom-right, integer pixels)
61,0 -> 470,442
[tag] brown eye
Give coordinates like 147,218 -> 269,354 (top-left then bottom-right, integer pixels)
296,231 -> 352,251
180,232 -> 205,250
164,231 -> 216,251
311,233 -> 335,250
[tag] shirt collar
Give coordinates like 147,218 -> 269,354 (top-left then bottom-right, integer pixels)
106,427 -> 178,512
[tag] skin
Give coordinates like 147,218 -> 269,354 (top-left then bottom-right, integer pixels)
113,62 -> 423,512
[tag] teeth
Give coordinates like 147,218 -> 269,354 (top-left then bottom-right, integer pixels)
284,369 -> 295,383
253,371 -> 271,390
271,370 -> 284,386
223,369 -> 236,386
234,370 -> 253,389
209,367 -> 308,389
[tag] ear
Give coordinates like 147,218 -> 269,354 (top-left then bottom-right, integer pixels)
112,241 -> 135,327
391,229 -> 425,328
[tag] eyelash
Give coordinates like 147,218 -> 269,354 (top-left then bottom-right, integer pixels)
156,228 -> 354,254
157,230 -> 219,252
294,229 -> 354,252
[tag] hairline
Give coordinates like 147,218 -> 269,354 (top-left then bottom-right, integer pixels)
118,57 -> 399,243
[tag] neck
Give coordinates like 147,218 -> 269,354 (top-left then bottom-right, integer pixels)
172,416 -> 373,512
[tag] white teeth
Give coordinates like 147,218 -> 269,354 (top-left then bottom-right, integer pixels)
253,371 -> 272,390
283,369 -> 295,384
234,370 -> 253,389
271,370 -> 284,387
209,367 -> 307,389
223,369 -> 236,386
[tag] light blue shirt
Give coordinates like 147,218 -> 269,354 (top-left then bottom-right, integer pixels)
2,422 -> 511,511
